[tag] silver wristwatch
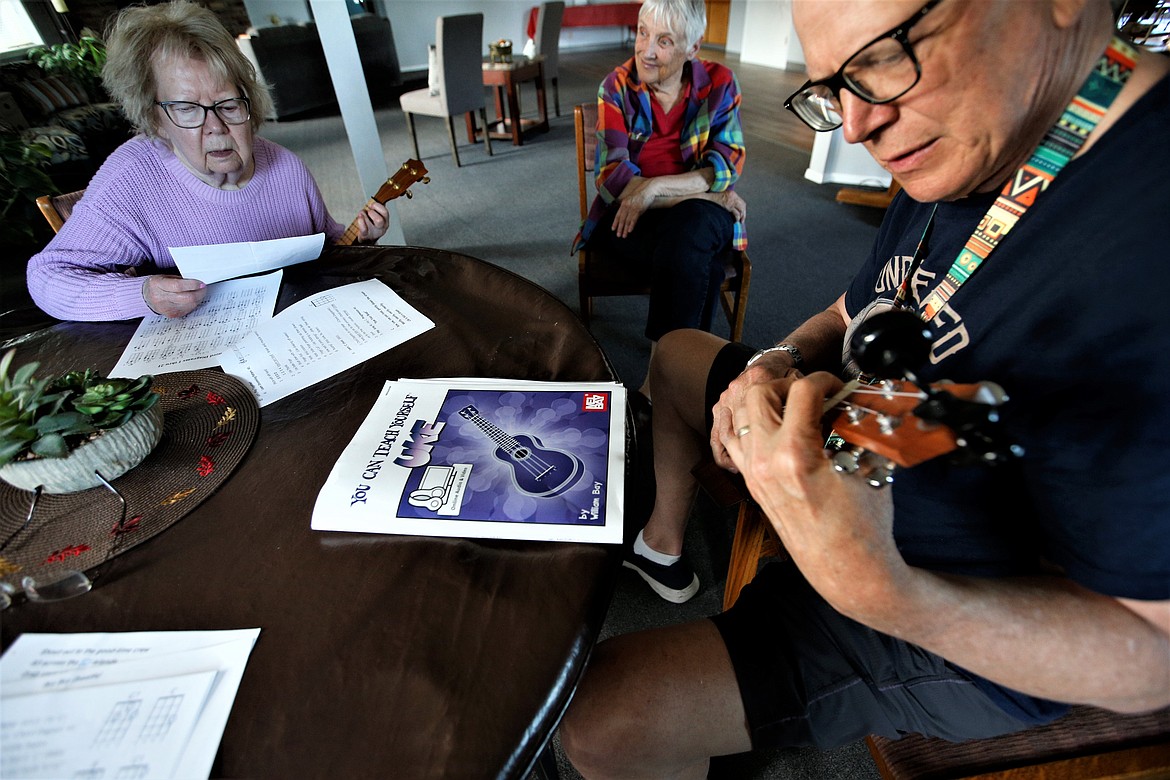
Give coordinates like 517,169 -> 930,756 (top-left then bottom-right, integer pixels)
745,343 -> 803,370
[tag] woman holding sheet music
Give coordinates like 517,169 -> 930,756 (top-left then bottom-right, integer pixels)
26,0 -> 389,322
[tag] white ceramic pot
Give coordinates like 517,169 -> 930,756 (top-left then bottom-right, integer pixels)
0,404 -> 164,494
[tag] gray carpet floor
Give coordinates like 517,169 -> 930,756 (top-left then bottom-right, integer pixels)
262,47 -> 887,779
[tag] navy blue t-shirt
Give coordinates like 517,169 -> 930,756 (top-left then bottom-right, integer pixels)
844,74 -> 1170,718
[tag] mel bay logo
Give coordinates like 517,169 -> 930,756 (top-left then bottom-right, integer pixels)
582,392 -> 608,412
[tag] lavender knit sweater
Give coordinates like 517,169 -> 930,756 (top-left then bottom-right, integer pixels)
27,135 -> 344,321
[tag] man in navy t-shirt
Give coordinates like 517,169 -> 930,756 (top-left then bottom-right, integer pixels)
561,0 -> 1170,776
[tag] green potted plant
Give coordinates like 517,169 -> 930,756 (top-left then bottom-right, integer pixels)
0,132 -> 55,249
0,349 -> 163,493
27,34 -> 108,100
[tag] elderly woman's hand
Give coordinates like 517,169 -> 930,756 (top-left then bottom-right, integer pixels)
713,189 -> 746,223
142,275 -> 208,318
353,201 -> 391,244
612,177 -> 657,238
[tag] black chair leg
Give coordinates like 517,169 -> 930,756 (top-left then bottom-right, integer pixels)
534,743 -> 560,780
480,108 -> 493,157
404,112 -> 420,160
445,115 -> 462,167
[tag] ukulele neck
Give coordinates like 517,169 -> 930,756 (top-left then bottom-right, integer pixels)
336,197 -> 379,247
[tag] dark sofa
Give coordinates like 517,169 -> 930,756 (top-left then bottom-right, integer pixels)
236,14 -> 401,120
0,62 -> 132,193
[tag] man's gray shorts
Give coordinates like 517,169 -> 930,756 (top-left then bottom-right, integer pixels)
710,561 -> 1035,750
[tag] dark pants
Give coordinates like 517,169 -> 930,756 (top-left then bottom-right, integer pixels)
585,198 -> 735,341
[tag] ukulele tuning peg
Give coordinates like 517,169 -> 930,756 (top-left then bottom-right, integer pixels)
864,462 -> 896,489
849,309 -> 933,379
859,451 -> 896,488
404,191 -> 413,199
875,414 -> 901,435
831,448 -> 862,474
422,176 -> 431,184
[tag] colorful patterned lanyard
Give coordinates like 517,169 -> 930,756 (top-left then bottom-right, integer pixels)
893,37 -> 1137,316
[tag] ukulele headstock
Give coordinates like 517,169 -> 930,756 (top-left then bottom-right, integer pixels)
826,309 -> 1021,487
371,159 -> 430,204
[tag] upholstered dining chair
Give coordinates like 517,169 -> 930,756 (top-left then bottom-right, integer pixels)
399,14 -> 492,168
533,1 -> 565,117
573,101 -> 751,342
35,189 -> 85,233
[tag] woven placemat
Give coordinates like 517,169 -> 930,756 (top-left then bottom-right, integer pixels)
0,369 -> 259,596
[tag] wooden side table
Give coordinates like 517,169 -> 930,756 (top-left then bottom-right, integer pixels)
470,55 -> 550,146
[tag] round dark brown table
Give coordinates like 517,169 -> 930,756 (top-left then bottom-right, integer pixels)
0,246 -> 643,779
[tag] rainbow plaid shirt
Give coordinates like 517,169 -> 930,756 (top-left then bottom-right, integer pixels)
572,57 -> 747,254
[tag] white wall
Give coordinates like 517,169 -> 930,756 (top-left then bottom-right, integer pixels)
724,0 -> 746,55
740,0 -> 802,69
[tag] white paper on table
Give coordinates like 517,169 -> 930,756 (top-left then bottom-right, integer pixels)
218,278 -> 435,407
109,270 -> 282,378
169,233 -> 324,284
1,628 -> 261,780
1,669 -> 217,780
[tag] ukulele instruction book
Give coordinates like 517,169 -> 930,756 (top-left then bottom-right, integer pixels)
311,378 -> 625,543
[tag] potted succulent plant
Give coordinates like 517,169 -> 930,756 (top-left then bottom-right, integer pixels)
0,349 -> 163,493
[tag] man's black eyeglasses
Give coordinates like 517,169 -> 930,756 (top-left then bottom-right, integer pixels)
156,96 -> 251,129
784,0 -> 943,132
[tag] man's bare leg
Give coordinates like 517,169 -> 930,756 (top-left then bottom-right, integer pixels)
640,329 -> 730,556
560,619 -> 752,779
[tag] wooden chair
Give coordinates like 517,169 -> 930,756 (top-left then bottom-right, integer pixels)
866,705 -> 1170,779
693,458 -> 782,611
572,102 -> 751,343
837,180 -> 902,208
35,189 -> 85,233
399,14 -> 492,167
711,471 -> 1170,779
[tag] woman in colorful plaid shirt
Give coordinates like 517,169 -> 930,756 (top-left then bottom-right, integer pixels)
572,0 -> 747,398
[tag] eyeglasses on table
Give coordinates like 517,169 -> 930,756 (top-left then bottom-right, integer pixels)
0,470 -> 129,609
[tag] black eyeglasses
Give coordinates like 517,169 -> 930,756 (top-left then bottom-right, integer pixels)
784,0 -> 943,132
155,96 -> 251,129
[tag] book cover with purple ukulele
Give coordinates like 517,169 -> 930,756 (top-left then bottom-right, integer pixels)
312,379 -> 625,543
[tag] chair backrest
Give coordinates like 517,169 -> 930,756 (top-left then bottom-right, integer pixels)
534,1 -> 565,79
35,189 -> 86,234
573,101 -> 599,220
435,13 -> 485,116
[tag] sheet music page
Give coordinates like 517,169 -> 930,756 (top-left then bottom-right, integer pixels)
219,278 -> 435,407
170,233 -> 323,284
109,270 -> 282,378
1,628 -> 260,780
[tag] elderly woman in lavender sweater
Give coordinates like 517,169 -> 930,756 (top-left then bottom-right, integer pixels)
26,0 -> 389,322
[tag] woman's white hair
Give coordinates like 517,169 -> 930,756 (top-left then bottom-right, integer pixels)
639,0 -> 707,49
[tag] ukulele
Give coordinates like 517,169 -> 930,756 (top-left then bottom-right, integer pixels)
820,309 -> 1022,487
458,405 -> 585,498
335,159 -> 430,246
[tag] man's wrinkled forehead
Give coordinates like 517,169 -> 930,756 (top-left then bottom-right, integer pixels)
793,0 -> 931,75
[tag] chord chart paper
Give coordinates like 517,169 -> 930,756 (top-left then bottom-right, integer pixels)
0,670 -> 215,780
110,270 -> 282,379
1,629 -> 260,780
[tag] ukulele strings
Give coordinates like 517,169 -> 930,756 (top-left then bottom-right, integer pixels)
475,419 -> 560,481
823,383 -> 927,420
